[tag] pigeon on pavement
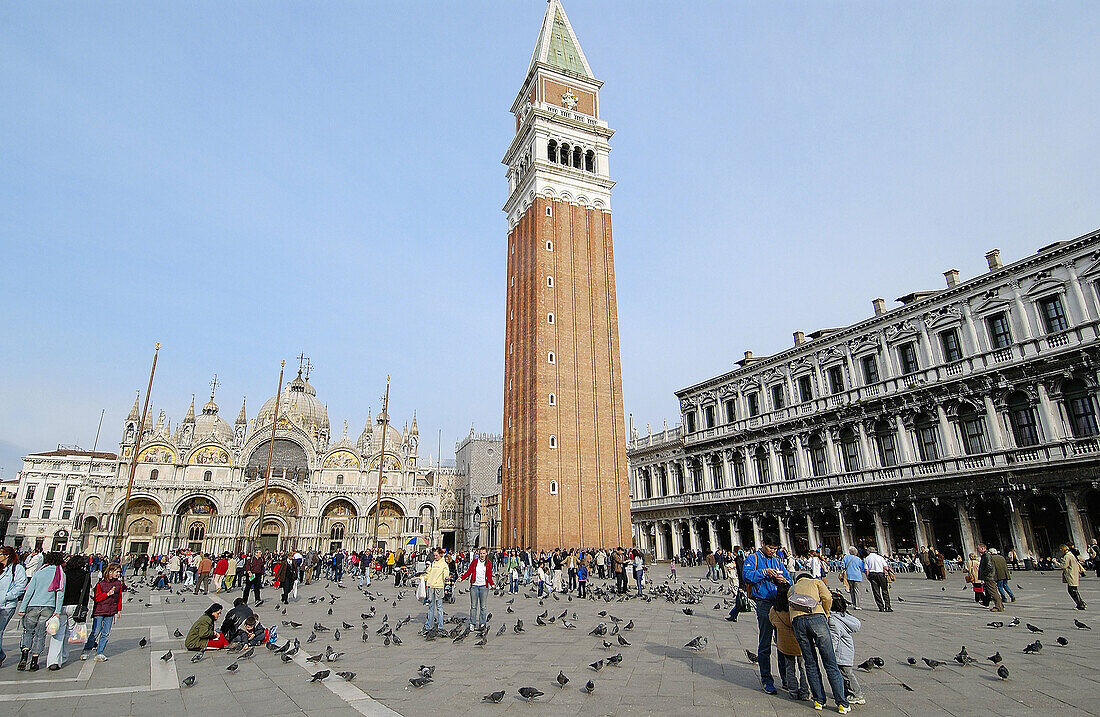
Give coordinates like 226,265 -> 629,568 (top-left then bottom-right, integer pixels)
482,690 -> 505,703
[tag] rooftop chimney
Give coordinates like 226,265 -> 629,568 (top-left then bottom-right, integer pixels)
744,350 -> 753,361
944,269 -> 960,288
793,331 -> 806,346
872,298 -> 886,316
985,249 -> 1002,270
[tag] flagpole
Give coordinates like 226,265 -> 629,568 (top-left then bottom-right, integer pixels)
370,375 -> 391,550
114,343 -> 160,558
253,360 -> 285,553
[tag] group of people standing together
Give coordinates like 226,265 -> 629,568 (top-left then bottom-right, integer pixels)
0,547 -> 125,672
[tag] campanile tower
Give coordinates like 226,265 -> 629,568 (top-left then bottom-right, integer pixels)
501,0 -> 630,549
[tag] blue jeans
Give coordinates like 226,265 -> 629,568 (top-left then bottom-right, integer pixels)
84,615 -> 115,656
424,588 -> 444,631
21,606 -> 53,656
510,572 -> 519,593
753,598 -> 778,687
793,614 -> 847,707
0,606 -> 15,659
997,579 -> 1015,600
469,585 -> 489,627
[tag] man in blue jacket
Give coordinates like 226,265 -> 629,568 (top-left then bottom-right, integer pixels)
742,533 -> 791,695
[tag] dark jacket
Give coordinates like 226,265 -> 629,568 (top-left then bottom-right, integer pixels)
279,562 -> 298,587
991,553 -> 1010,581
91,578 -> 124,617
220,603 -> 254,641
978,552 -> 996,582
62,566 -> 90,610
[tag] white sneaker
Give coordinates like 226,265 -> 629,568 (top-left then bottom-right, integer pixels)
94,654 -> 108,662
80,653 -> 89,661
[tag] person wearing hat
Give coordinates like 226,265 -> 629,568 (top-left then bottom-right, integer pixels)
789,571 -> 849,713
742,533 -> 792,695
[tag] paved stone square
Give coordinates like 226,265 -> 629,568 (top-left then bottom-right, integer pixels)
0,566 -> 1096,716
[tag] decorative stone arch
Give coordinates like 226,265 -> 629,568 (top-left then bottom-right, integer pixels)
243,435 -> 313,482
237,426 -> 317,469
136,443 -> 177,464
366,500 -> 406,550
111,494 -> 164,515
320,496 -> 360,518
322,448 -> 361,470
417,503 -> 436,535
173,493 -> 221,516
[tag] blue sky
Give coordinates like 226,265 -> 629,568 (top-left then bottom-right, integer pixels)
2,2 -> 1099,478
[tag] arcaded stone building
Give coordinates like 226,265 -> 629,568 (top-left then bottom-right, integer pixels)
630,230 -> 1100,561
501,0 -> 631,549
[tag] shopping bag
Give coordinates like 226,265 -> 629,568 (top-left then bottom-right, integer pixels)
416,576 -> 427,601
68,622 -> 88,644
46,615 -> 61,636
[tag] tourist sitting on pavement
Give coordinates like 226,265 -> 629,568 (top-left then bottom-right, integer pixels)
219,597 -> 254,643
186,603 -> 230,650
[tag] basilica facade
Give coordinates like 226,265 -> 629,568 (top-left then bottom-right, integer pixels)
17,367 -> 465,556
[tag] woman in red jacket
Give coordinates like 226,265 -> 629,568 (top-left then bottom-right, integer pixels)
459,546 -> 494,629
81,563 -> 124,662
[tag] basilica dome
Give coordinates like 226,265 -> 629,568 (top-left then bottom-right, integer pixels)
357,409 -> 404,455
257,371 -> 329,434
195,397 -> 234,444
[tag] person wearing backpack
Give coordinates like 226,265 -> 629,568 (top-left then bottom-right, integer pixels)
789,572 -> 849,713
742,534 -> 792,695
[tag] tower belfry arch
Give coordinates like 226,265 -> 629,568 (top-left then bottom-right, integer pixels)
501,0 -> 630,550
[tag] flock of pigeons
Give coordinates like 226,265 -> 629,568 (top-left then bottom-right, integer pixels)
123,568 -> 1091,705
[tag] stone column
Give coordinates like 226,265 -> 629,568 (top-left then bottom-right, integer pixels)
806,514 -> 820,551
777,516 -> 791,552
1064,263 -> 1092,323
728,517 -> 739,549
936,405 -> 959,456
1036,383 -> 1065,441
956,502 -> 978,558
917,321 -> 935,368
654,522 -> 667,560
707,518 -> 719,551
751,516 -> 763,549
671,520 -> 684,556
1005,496 -> 1033,558
824,429 -> 839,473
911,502 -> 929,548
766,442 -> 780,483
895,415 -> 915,463
1064,492 -> 1090,555
688,519 -> 701,552
961,302 -> 982,354
877,333 -> 895,379
856,421 -> 875,469
1010,282 -> 1034,341
872,507 -> 892,553
837,508 -> 852,550
983,395 -> 1006,451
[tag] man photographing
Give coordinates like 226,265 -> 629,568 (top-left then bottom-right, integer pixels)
742,534 -> 791,695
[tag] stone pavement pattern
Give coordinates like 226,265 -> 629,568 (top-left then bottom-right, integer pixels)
0,566 -> 1097,716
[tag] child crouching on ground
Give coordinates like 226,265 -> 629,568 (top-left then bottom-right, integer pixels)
769,584 -> 809,700
828,593 -> 865,706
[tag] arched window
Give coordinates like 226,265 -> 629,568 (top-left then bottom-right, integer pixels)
187,522 -> 205,543
329,523 -> 345,552
780,441 -> 797,480
496,466 -> 502,484
549,435 -> 557,449
547,275 -> 554,287
547,139 -> 557,161
840,427 -> 861,472
203,470 -> 212,482
549,480 -> 558,495
149,469 -> 159,481
874,419 -> 898,467
1007,391 -> 1040,447
546,240 -> 553,251
548,352 -> 555,364
658,467 -> 668,496
958,404 -> 987,454
560,143 -> 570,165
710,458 -> 724,489
808,434 -> 828,476
572,145 -> 582,168
675,464 -> 687,493
547,313 -> 554,324
914,413 -> 940,461
753,446 -> 770,483
1063,379 -> 1099,438
585,150 -> 595,172
336,474 -> 344,485
548,393 -> 556,406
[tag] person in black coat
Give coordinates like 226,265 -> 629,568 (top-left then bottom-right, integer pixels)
46,555 -> 90,669
279,558 -> 298,604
